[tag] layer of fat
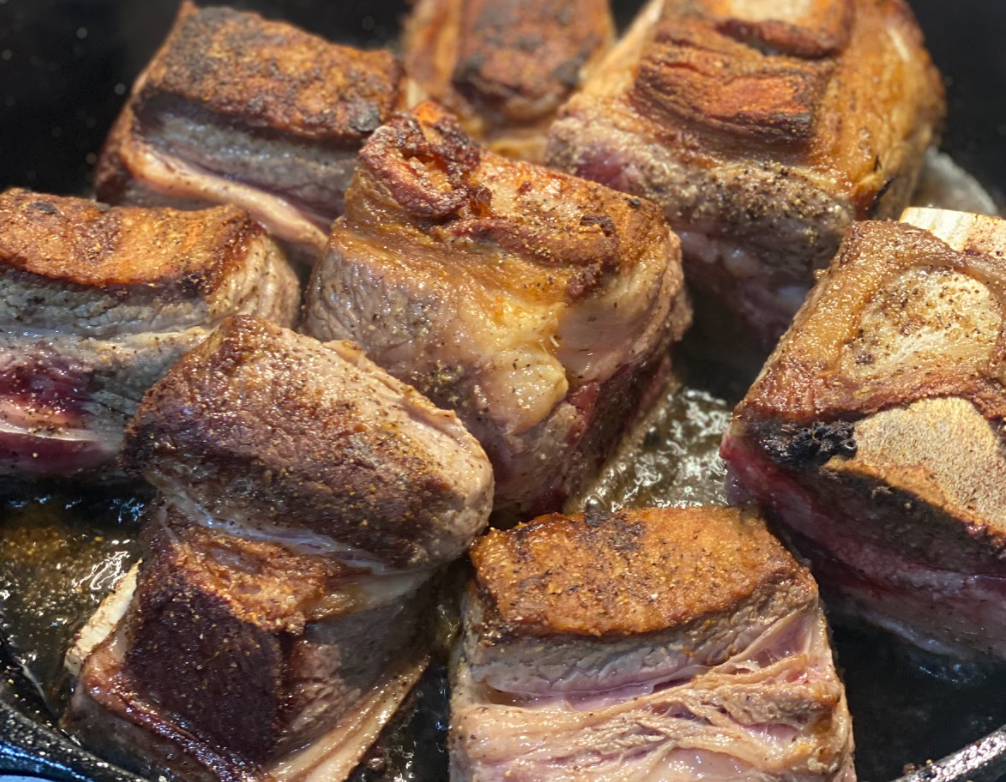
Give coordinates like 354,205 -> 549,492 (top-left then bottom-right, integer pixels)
116,120 -> 327,254
269,654 -> 428,782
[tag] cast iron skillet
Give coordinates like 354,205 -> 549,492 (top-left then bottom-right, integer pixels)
1,2 -> 1006,781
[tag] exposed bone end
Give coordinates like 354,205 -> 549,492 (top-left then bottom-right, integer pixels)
65,563 -> 139,678
901,206 -> 1006,256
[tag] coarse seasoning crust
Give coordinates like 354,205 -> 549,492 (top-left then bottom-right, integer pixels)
0,188 -> 262,296
351,100 -> 676,305
546,0 -> 946,344
408,0 -> 613,126
137,1 -> 403,146
585,0 -> 943,210
305,101 -> 690,518
721,210 -> 1006,659
729,210 -> 1006,565
736,219 -> 1006,427
123,315 -> 491,570
469,505 -> 813,638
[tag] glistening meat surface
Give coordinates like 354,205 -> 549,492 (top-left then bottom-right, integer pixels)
722,208 -> 1006,659
65,317 -> 493,782
546,0 -> 944,349
96,1 -> 405,264
403,0 -> 614,162
451,506 -> 855,781
0,189 -> 299,479
304,101 -> 691,521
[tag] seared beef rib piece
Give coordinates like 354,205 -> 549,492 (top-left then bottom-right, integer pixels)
452,505 -> 855,781
122,316 -> 492,571
65,316 -> 493,782
0,189 -> 298,479
722,208 -> 1006,659
402,0 -> 614,162
547,0 -> 944,349
96,1 -> 405,265
304,101 -> 691,521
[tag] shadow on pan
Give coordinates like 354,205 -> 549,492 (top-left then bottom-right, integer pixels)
2,1 -> 1006,782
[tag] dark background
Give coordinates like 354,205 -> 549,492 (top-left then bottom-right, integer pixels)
0,0 -> 1004,199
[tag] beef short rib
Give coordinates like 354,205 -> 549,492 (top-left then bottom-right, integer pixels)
304,101 -> 691,522
65,316 -> 494,782
96,2 -> 405,265
0,189 -> 299,479
452,505 -> 855,781
547,0 -> 944,349
723,208 -> 1006,659
403,0 -> 614,162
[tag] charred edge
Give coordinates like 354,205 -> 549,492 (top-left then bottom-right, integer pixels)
360,107 -> 490,221
761,420 -> 857,469
584,500 -> 613,527
868,176 -> 897,217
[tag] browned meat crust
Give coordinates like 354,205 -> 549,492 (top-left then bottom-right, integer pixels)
403,0 -> 614,160
471,505 -> 812,638
0,188 -> 262,295
723,209 -> 1006,658
0,189 -> 299,479
66,507 -> 428,782
735,218 -> 1006,428
452,506 -> 855,782
304,102 -> 690,520
547,0 -> 944,348
138,2 -> 402,146
123,315 -> 494,570
96,2 -> 405,260
66,316 -> 492,781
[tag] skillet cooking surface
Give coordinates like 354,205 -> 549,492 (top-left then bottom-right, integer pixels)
2,2 -> 1006,781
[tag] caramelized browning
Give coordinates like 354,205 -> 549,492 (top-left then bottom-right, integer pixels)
453,504 -> 854,781
356,101 -> 487,220
547,0 -> 944,347
737,217 -> 1006,427
124,315 -> 492,570
306,102 -> 689,517
121,513 -> 425,764
350,101 -> 674,303
402,0 -> 614,160
633,19 -> 835,145
138,2 -> 403,146
722,210 -> 1006,659
470,505 -> 812,637
704,0 -> 855,58
451,0 -> 614,122
0,188 -> 261,294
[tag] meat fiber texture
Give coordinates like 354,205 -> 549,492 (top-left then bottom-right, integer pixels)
96,1 -> 406,266
451,505 -> 855,781
64,316 -> 494,782
304,101 -> 691,523
402,0 -> 614,162
0,189 -> 299,480
722,208 -> 1006,660
546,0 -> 945,350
